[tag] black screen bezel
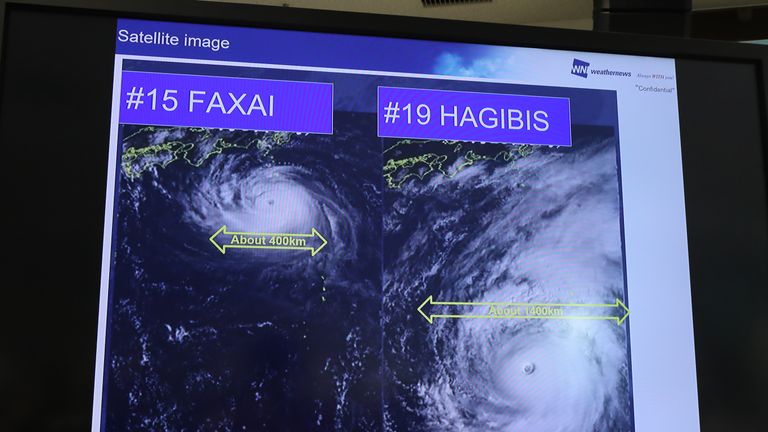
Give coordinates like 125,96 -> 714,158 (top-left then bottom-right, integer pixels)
2,0 -> 767,430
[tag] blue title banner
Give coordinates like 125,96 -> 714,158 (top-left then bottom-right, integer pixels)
378,87 -> 571,146
119,71 -> 333,133
116,19 -> 468,74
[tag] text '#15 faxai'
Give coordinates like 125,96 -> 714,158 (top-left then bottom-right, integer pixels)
119,71 -> 334,134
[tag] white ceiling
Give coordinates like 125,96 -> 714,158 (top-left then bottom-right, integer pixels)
210,0 -> 766,27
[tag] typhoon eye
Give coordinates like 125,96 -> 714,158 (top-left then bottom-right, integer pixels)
523,362 -> 535,375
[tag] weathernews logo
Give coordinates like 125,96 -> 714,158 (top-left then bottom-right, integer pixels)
571,58 -> 632,79
571,59 -> 590,78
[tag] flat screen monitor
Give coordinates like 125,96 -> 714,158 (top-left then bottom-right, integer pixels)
1,1 -> 766,431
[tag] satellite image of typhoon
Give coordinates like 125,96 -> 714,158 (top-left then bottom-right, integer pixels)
103,88 -> 632,431
106,114 -> 384,431
381,126 -> 634,432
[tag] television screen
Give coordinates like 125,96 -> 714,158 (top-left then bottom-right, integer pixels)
93,18 -> 699,432
1,3 -> 766,432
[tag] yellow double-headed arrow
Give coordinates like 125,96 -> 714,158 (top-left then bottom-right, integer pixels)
209,225 -> 328,256
417,295 -> 630,326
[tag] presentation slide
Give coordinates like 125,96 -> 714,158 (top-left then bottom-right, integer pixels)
93,19 -> 701,432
